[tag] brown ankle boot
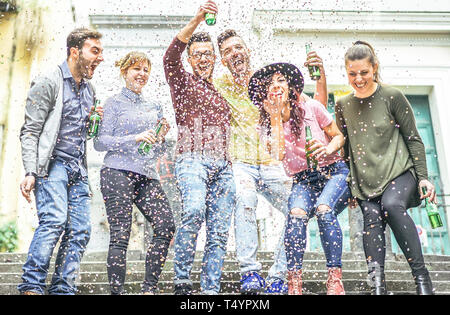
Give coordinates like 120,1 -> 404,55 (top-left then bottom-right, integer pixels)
21,291 -> 42,295
287,270 -> 303,295
326,267 -> 345,295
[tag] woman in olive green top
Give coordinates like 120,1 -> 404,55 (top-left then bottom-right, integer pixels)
335,41 -> 436,295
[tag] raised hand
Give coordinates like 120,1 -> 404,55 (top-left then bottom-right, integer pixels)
304,50 -> 325,77
196,0 -> 218,21
263,92 -> 286,118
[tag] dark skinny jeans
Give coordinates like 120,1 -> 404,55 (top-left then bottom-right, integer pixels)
358,170 -> 428,278
100,167 -> 175,294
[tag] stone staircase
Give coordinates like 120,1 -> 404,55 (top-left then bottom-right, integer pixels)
1,251 -> 449,295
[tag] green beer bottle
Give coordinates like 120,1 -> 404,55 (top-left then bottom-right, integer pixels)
305,43 -> 321,81
205,12 -> 216,26
88,99 -> 101,139
305,125 -> 318,169
422,187 -> 443,229
138,122 -> 163,155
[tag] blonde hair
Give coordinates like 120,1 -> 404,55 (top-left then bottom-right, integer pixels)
115,51 -> 151,78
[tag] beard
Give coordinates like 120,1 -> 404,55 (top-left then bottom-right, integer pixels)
229,55 -> 250,77
76,53 -> 94,80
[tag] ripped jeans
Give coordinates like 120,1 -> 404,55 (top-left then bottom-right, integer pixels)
285,161 -> 351,271
233,161 -> 292,282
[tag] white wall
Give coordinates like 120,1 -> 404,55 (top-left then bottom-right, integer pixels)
2,0 -> 76,251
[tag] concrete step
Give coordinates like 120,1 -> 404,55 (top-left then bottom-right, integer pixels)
3,278 -> 449,295
2,251 -> 449,295
2,259 -> 450,274
70,279 -> 450,295
2,251 -> 449,263
87,270 -> 450,283
0,250 -> 142,263
3,269 -> 450,284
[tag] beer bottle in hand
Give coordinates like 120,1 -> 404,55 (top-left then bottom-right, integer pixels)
88,99 -> 101,139
422,187 -> 443,229
305,43 -> 321,81
205,12 -> 216,25
138,122 -> 163,155
305,125 -> 318,169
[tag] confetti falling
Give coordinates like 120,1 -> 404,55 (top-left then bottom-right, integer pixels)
0,0 -> 448,297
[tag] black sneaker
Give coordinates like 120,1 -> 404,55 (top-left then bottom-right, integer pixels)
174,283 -> 193,295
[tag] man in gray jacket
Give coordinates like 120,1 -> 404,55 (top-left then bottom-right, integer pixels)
18,28 -> 104,295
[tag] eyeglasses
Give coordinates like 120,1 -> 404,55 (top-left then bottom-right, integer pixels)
190,51 -> 215,61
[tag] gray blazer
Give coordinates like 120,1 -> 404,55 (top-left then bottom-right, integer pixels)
20,66 -> 95,177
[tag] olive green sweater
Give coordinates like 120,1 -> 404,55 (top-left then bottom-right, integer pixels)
335,84 -> 428,200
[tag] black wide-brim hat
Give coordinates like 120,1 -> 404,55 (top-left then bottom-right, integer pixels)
248,62 -> 304,108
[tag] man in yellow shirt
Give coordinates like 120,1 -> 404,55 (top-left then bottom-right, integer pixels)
214,29 -> 328,294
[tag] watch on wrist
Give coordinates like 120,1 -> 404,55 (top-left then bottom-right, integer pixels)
25,172 -> 37,178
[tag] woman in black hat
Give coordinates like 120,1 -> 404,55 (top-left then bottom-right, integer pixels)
248,63 -> 351,295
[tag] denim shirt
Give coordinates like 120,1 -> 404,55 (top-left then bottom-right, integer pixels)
52,61 -> 94,177
94,87 -> 167,179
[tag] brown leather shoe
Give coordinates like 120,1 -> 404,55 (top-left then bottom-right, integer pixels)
21,291 -> 42,295
326,267 -> 345,295
287,270 -> 303,295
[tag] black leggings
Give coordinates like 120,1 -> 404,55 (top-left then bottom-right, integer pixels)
100,167 -> 175,294
358,171 -> 428,277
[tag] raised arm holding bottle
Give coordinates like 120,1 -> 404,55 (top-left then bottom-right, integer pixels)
163,0 -> 236,295
213,28 -> 333,294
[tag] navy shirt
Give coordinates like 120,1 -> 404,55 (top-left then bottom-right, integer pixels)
53,61 -> 94,177
94,87 -> 167,179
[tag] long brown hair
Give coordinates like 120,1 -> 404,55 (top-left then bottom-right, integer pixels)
258,72 -> 305,139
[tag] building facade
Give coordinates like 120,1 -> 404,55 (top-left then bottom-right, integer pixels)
1,0 -> 449,254
0,0 -> 76,250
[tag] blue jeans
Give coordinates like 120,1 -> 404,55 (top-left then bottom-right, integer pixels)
18,159 -> 91,295
173,154 -> 236,294
233,162 -> 291,282
285,161 -> 350,271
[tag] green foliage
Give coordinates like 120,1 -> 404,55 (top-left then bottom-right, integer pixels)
0,222 -> 18,253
